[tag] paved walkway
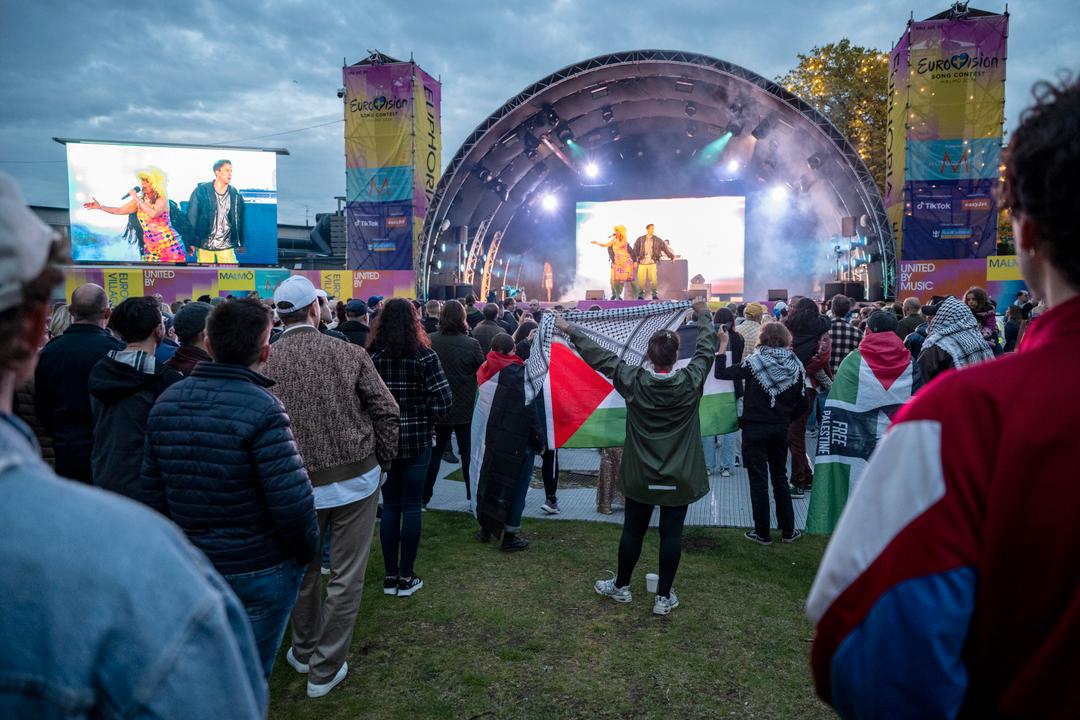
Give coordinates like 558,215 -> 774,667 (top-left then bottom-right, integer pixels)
427,446 -> 811,530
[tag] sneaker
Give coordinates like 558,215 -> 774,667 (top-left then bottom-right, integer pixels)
443,448 -> 460,464
320,565 -> 331,576
744,530 -> 772,546
306,661 -> 348,698
397,576 -> 424,597
286,646 -> 309,674
782,529 -> 803,544
501,533 -> 529,552
540,498 -> 561,515
594,577 -> 632,603
652,590 -> 680,616
720,467 -> 732,478
383,575 -> 399,596
789,484 -> 805,498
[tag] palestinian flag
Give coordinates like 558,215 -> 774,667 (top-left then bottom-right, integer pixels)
806,334 -> 916,534
527,304 -> 738,451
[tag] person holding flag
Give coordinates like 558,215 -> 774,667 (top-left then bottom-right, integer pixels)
555,301 -> 713,616
805,310 -> 920,534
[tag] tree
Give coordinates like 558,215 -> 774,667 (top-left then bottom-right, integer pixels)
777,39 -> 889,195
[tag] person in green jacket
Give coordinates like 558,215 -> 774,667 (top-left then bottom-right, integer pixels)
554,302 -> 714,616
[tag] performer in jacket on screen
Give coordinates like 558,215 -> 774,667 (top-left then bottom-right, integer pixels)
187,159 -> 246,264
631,224 -> 676,299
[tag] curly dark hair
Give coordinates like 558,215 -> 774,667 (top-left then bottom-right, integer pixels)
368,298 -> 430,357
783,297 -> 822,335
0,238 -> 67,373
999,74 -> 1080,287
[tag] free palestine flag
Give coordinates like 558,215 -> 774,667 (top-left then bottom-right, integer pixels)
525,302 -> 737,449
806,341 -> 915,534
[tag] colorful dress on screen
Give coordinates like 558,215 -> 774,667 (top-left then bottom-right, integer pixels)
137,206 -> 186,263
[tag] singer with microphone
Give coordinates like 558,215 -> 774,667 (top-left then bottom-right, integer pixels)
590,224 -> 634,300
82,168 -> 186,263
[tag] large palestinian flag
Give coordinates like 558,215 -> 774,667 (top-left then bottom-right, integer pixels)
525,303 -> 737,448
805,335 -> 916,534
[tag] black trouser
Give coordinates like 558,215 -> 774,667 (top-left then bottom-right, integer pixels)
742,422 -> 794,540
542,448 -> 558,502
615,497 -> 689,598
423,423 -> 472,504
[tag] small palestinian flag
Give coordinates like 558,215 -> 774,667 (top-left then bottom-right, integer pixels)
806,336 -> 916,534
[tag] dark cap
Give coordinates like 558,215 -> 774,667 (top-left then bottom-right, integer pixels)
172,301 -> 212,342
866,309 -> 899,334
367,295 -> 384,307
346,299 -> 369,316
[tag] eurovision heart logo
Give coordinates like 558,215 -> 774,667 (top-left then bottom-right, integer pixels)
372,96 -> 388,111
950,53 -> 970,70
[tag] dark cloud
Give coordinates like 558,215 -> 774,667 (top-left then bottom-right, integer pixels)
1,0 -> 1074,223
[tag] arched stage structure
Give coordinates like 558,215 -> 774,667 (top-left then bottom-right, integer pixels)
420,50 -> 895,303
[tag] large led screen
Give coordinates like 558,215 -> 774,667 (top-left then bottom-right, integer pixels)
66,142 -> 278,265
574,196 -> 745,296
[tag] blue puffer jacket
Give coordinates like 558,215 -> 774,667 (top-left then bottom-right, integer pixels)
141,363 -> 318,575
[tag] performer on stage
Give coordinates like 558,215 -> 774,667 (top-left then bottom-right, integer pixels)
82,168 -> 187,263
590,225 -> 635,300
631,223 -> 675,300
542,262 -> 553,303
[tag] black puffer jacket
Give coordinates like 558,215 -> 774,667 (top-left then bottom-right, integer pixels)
89,353 -> 182,501
141,363 -> 318,575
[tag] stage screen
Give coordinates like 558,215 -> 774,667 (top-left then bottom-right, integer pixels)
66,141 -> 278,265
574,196 -> 745,297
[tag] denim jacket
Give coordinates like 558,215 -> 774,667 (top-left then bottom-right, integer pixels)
0,413 -> 267,719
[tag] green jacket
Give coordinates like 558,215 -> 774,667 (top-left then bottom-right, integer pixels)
570,311 -> 715,506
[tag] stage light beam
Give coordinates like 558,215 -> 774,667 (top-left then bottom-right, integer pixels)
583,161 -> 600,179
727,159 -> 739,173
541,193 -> 558,211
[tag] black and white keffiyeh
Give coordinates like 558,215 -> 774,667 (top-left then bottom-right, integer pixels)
922,296 -> 995,368
744,347 -> 804,407
524,301 -> 693,403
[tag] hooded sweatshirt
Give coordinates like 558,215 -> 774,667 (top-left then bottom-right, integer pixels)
89,350 -> 182,501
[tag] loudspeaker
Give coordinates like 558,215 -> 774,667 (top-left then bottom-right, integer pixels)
843,281 -> 865,302
865,283 -> 884,302
768,288 -> 788,301
841,216 -> 857,237
824,282 -> 845,300
585,290 -> 605,300
454,284 -> 473,300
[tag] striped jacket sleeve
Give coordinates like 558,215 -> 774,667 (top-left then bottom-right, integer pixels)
806,373 -> 994,718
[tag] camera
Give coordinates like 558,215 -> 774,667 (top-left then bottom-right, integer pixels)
336,88 -> 345,99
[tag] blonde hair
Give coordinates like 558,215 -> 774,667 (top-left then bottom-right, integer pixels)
136,167 -> 168,201
48,303 -> 72,338
612,225 -> 627,243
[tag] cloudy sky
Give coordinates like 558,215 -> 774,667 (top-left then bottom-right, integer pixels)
1,0 -> 1075,225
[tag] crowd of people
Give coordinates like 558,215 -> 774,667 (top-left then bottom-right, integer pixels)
1,74 -> 1077,718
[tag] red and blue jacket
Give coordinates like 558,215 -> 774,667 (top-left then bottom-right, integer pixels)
807,294 -> 1080,719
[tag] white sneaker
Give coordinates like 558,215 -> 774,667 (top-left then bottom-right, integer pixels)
653,590 -> 680,616
594,577 -> 632,603
286,646 -> 308,674
720,468 -> 732,478
306,661 -> 348,698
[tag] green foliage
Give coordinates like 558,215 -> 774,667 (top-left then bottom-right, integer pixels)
778,39 -> 889,195
269,511 -> 832,719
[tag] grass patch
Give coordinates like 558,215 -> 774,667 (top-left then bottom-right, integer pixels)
269,511 -> 832,719
441,467 -> 597,489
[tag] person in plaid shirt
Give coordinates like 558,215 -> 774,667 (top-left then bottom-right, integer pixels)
828,295 -> 863,375
369,299 -> 453,598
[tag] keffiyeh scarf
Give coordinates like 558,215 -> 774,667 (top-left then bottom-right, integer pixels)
922,296 -> 996,368
744,346 -> 805,406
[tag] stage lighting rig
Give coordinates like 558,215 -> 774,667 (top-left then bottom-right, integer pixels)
543,103 -> 560,126
523,132 -> 541,159
473,165 -> 493,183
541,193 -> 558,211
727,159 -> 740,173
583,161 -> 600,179
685,101 -> 697,117
608,124 -> 621,141
686,122 -> 698,138
556,123 -> 574,145
601,105 -> 614,123
725,120 -> 744,137
807,152 -> 824,170
752,114 -> 775,140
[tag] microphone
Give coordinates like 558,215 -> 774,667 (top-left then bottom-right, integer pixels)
122,186 -> 141,200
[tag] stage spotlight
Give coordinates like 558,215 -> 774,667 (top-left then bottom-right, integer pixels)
807,152 -> 824,170
583,161 -> 600,179
686,122 -> 697,138
601,105 -> 614,123
675,80 -> 695,93
752,114 -> 775,140
523,132 -> 540,154
727,159 -> 740,173
490,180 -> 510,202
729,98 -> 745,115
725,120 -> 744,137
556,124 -> 574,144
768,185 -> 789,202
685,101 -> 697,117
436,260 -> 443,270
473,165 -> 493,183
608,124 -> 621,141
543,103 -> 559,126
541,193 -> 558,211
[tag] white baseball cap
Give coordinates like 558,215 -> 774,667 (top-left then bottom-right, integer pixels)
273,275 -> 318,312
0,172 -> 53,313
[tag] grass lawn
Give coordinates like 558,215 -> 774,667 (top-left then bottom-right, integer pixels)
269,510 -> 833,719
